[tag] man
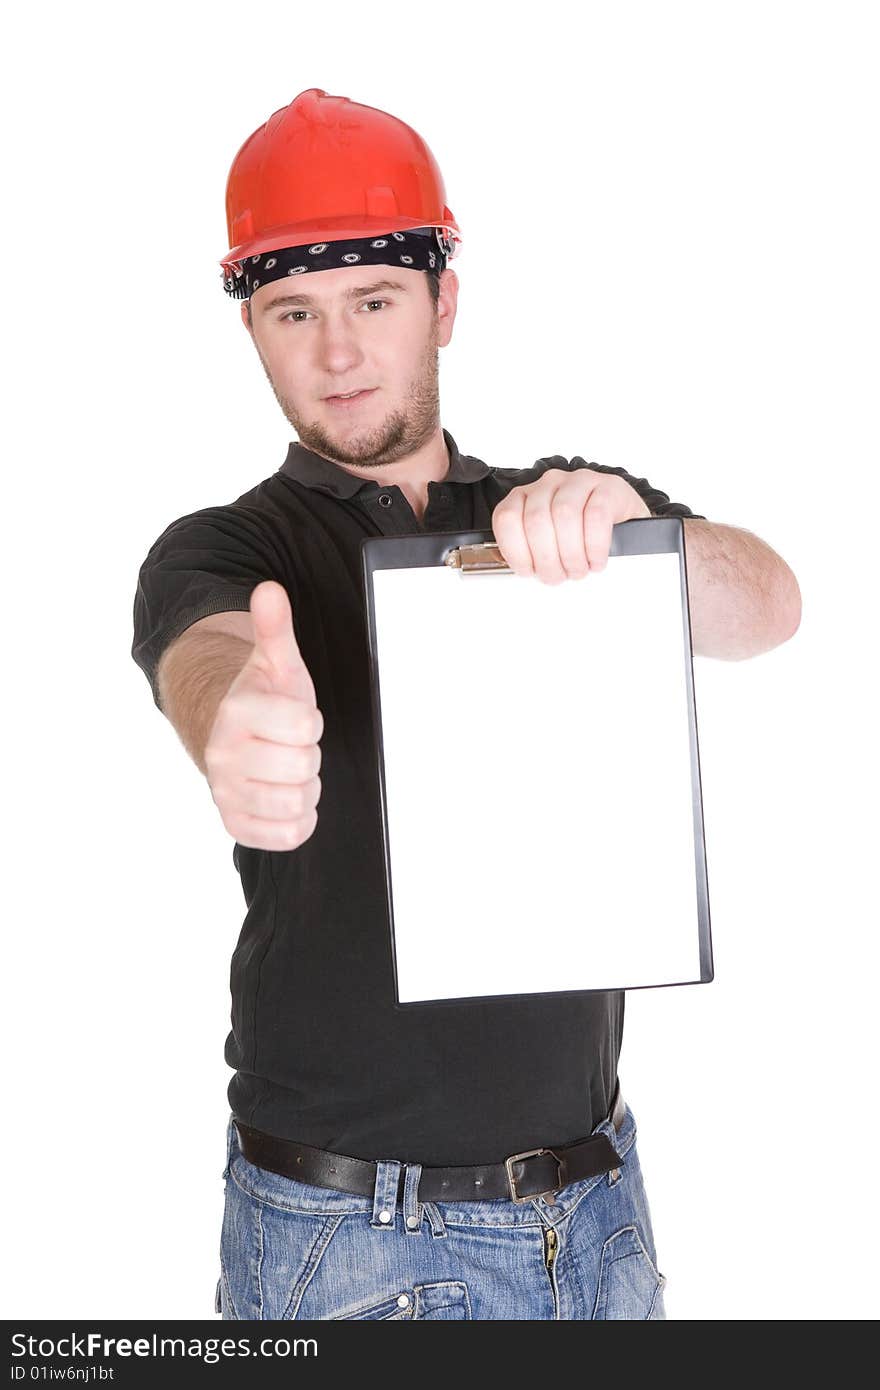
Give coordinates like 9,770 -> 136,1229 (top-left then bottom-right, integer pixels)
131,89 -> 801,1321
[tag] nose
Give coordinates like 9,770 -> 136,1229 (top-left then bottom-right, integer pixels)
316,314 -> 366,382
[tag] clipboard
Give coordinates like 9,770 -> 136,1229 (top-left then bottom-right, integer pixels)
361,519 -> 713,1008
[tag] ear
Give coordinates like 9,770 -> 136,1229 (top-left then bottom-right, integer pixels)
240,301 -> 253,336
436,267 -> 459,348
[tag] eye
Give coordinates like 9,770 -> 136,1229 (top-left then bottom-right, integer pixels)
279,299 -> 389,324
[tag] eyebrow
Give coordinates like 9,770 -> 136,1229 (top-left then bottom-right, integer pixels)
261,279 -> 410,314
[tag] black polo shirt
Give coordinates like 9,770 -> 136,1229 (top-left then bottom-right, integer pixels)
131,428 -> 705,1165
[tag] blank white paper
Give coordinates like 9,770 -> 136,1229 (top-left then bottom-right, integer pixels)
371,551 -> 702,1003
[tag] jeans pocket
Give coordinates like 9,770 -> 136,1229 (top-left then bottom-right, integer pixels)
221,1158 -> 348,1320
414,1281 -> 472,1320
331,1281 -> 472,1321
332,1289 -> 415,1320
592,1224 -> 667,1320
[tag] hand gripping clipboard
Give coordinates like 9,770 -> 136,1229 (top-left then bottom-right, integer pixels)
361,519 -> 713,1008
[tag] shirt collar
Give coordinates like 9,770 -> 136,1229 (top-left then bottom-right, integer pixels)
277,428 -> 492,498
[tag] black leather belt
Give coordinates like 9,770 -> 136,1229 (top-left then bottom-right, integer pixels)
233,1080 -> 626,1205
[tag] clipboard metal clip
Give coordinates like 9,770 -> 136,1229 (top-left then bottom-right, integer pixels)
444,541 -> 513,574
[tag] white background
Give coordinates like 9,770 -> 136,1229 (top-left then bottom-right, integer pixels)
3,0 -> 877,1321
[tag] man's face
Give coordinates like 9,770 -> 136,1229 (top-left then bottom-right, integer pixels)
243,263 -> 458,470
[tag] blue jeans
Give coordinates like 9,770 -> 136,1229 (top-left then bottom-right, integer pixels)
216,1098 -> 667,1320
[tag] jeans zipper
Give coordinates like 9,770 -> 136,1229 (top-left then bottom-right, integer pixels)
543,1225 -> 559,1272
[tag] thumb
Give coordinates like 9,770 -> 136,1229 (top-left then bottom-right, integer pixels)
247,580 -> 316,704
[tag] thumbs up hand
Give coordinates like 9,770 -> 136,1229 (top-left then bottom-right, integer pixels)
205,581 -> 323,851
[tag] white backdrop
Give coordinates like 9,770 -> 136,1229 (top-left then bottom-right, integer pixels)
4,0 -> 877,1321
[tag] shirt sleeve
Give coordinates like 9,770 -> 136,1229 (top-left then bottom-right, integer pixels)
131,504 -> 284,711
565,456 -> 707,520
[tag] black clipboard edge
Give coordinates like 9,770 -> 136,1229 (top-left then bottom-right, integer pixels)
361,520 -> 713,1008
679,517 -> 715,986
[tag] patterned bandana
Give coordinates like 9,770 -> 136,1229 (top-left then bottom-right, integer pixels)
222,227 -> 451,299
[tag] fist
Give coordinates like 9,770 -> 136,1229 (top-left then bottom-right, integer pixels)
491,468 -> 653,583
205,581 -> 323,851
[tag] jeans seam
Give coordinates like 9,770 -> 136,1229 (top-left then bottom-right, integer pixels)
590,1223 -> 664,1319
646,1273 -> 667,1318
219,1254 -> 239,1320
283,1213 -> 347,1321
228,1159 -> 372,1216
255,1201 -> 265,1321
330,1288 -> 414,1321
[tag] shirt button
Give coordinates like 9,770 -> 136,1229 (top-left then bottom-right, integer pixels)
397,1294 -> 410,1308
378,1209 -> 392,1223
406,1214 -> 419,1228
378,493 -> 393,507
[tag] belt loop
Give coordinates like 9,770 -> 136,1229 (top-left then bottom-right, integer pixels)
370,1159 -> 402,1230
423,1201 -> 448,1238
600,1081 -> 625,1185
402,1163 -> 423,1234
223,1113 -> 237,1180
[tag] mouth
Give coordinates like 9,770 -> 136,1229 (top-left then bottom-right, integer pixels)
324,388 -> 376,408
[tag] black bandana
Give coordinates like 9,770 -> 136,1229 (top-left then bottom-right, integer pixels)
222,227 -> 451,299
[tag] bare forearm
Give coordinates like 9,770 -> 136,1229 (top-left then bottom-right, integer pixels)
683,518 -> 801,660
157,633 -> 253,776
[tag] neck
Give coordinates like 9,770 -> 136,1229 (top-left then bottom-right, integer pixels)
337,427 -> 451,520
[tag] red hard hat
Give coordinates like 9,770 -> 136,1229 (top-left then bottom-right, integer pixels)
219,88 -> 462,285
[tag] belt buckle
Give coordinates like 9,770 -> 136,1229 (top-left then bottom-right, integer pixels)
504,1147 -> 562,1205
